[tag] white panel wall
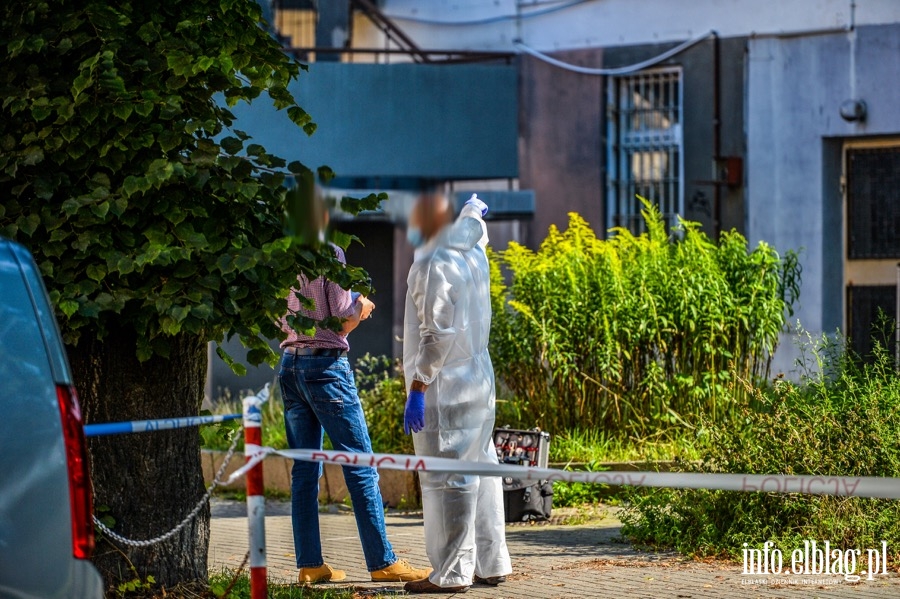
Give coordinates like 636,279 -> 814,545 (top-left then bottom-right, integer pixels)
359,0 -> 900,51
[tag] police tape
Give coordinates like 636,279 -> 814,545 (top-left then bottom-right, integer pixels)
83,385 -> 271,437
84,413 -> 242,437
225,447 -> 900,499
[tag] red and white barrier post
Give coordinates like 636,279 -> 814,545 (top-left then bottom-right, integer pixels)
242,392 -> 267,599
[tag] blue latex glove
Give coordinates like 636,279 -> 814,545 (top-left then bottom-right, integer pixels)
404,389 -> 426,434
465,194 -> 488,217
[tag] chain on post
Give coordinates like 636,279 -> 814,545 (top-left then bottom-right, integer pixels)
93,431 -> 242,548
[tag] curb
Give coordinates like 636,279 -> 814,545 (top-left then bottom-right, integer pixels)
202,449 -> 421,508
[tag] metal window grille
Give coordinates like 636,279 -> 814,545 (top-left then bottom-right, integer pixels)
607,68 -> 683,235
847,146 -> 900,259
846,284 -> 897,361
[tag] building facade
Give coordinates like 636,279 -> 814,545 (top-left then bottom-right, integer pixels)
209,0 -> 900,397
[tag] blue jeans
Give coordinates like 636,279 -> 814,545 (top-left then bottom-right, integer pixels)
278,353 -> 397,571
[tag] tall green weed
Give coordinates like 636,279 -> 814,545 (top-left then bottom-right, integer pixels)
489,200 -> 800,435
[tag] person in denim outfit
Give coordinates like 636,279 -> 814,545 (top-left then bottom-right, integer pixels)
278,235 -> 431,585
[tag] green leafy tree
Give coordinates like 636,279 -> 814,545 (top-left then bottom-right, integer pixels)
0,0 -> 381,589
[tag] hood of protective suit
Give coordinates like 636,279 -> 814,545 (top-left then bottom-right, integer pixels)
456,202 -> 490,249
445,215 -> 485,251
414,207 -> 488,259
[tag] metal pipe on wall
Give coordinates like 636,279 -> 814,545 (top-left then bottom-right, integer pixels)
712,30 -> 721,239
895,262 -> 899,368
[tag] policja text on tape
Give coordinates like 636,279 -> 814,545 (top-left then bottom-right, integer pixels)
226,447 -> 900,499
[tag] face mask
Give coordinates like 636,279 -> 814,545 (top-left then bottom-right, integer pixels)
406,226 -> 424,248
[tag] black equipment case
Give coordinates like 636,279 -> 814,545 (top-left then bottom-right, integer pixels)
493,427 -> 552,522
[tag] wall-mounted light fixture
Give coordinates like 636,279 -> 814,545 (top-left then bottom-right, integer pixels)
840,99 -> 867,122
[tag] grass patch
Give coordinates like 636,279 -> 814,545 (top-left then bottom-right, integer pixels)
200,385 -> 291,452
548,428 -> 701,464
211,488 -> 292,502
554,504 -> 611,526
208,569 -> 362,599
548,428 -> 701,507
110,569 -> 370,598
619,333 -> 900,559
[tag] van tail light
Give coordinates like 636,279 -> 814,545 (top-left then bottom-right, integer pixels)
56,384 -> 95,559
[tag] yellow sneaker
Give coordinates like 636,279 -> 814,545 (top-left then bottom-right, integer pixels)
298,563 -> 346,583
370,559 -> 433,582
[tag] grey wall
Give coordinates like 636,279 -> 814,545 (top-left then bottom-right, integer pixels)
228,62 -> 519,180
746,24 -> 900,374
519,50 -> 605,247
339,221 -> 396,363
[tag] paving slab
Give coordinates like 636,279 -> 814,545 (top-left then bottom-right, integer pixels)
209,499 -> 900,598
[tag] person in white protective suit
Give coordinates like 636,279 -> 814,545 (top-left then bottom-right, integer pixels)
401,192 -> 512,594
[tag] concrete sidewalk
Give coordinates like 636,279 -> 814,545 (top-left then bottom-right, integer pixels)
209,499 -> 900,598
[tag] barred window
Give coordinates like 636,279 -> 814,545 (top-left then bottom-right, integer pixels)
846,146 -> 900,259
607,68 -> 683,234
846,284 -> 897,361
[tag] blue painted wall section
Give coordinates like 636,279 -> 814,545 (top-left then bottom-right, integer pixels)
229,62 -> 519,181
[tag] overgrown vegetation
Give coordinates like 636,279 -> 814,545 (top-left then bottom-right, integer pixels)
547,428 -> 701,464
488,200 -> 801,436
201,203 -> 806,522
202,365 -> 703,468
354,354 -> 414,456
200,385 -> 288,452
548,429 -> 702,508
620,332 -> 900,558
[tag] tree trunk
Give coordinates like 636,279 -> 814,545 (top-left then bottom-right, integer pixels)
69,325 -> 209,591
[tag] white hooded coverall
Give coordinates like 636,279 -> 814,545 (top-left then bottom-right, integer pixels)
403,205 -> 512,588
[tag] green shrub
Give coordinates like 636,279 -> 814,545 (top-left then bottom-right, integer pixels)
619,333 -> 900,558
355,354 -> 414,455
489,200 -> 801,436
200,384 -> 287,452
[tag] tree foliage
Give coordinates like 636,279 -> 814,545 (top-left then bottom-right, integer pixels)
1,1 -> 385,588
0,0 -> 377,368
